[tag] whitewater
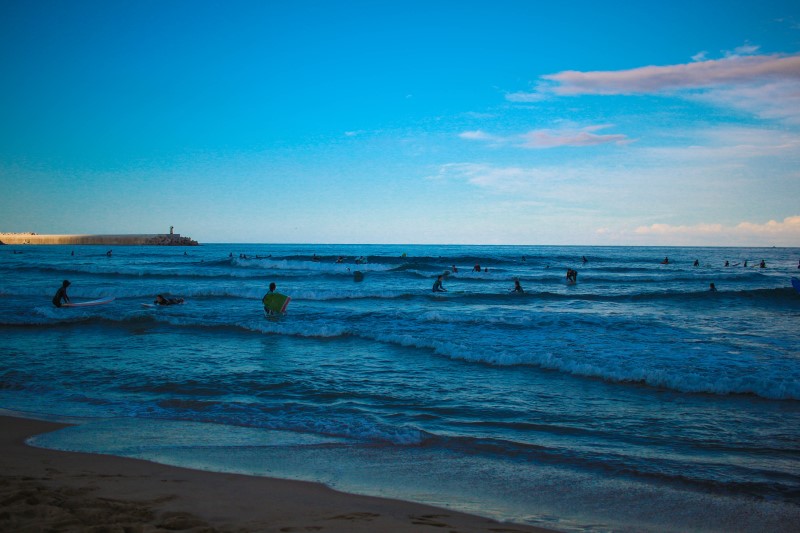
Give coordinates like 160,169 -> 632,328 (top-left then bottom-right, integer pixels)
1,243 -> 799,532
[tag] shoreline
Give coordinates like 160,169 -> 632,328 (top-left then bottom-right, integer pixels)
0,415 -> 555,532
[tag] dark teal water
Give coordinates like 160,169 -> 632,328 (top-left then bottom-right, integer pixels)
1,244 -> 799,532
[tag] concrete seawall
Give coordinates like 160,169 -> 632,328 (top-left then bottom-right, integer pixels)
0,233 -> 199,246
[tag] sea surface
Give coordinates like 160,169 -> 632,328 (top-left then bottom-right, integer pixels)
1,243 -> 799,532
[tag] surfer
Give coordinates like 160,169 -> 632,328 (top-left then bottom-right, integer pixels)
452,264 -> 458,273
511,279 -> 524,293
694,259 -> 699,267
566,269 -> 577,283
154,295 -> 184,305
52,280 -> 71,307
472,264 -> 481,272
760,260 -> 766,268
432,275 -> 447,293
263,282 -> 278,315
662,257 -> 669,265
709,283 -> 717,292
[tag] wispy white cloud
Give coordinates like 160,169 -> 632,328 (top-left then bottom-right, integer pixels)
519,126 -> 631,148
458,130 -> 497,141
642,125 -> 800,161
459,125 -> 631,149
429,162 -> 559,194
725,44 -> 761,57
510,50 -> 800,123
505,90 -> 548,103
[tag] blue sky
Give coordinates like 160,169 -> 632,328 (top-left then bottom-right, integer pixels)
1,0 -> 799,245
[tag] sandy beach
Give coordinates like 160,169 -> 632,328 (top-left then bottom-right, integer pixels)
0,415 -> 554,533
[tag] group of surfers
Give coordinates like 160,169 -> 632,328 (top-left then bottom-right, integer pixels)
52,280 -> 183,308
53,254 -> 793,313
432,268 -> 576,294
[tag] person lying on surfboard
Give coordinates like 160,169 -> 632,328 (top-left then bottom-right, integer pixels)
154,295 -> 184,305
52,280 -> 71,307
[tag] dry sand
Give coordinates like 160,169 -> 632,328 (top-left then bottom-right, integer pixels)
0,415 -> 555,532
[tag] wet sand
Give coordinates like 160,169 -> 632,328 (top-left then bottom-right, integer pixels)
0,415 -> 554,532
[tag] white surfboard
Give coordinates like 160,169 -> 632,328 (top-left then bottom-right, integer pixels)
62,296 -> 115,308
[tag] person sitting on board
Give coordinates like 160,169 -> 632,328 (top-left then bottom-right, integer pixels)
154,294 -> 184,305
662,257 -> 669,264
709,283 -> 717,292
694,259 -> 699,267
472,264 -> 481,272
432,275 -> 447,293
760,260 -> 766,268
511,279 -> 524,293
52,280 -> 71,307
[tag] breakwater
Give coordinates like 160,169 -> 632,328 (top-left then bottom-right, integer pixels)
0,233 -> 198,246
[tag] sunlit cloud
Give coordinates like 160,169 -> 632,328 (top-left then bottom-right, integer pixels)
510,50 -> 800,123
631,216 -> 800,245
459,125 -> 631,149
542,54 -> 800,95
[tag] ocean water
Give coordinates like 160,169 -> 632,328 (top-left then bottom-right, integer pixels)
1,243 -> 799,532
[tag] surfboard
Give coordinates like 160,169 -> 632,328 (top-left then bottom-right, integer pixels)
792,277 -> 800,294
262,292 -> 290,314
62,296 -> 115,308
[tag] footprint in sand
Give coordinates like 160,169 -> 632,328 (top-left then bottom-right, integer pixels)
410,513 -> 453,528
328,512 -> 380,521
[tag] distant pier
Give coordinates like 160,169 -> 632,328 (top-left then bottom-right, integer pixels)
0,233 -> 199,246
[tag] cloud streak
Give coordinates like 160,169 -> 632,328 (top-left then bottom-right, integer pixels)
542,54 -> 800,95
510,52 -> 800,124
459,125 -> 630,149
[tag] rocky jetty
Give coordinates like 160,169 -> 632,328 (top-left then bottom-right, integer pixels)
0,232 -> 199,246
143,234 -> 199,246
